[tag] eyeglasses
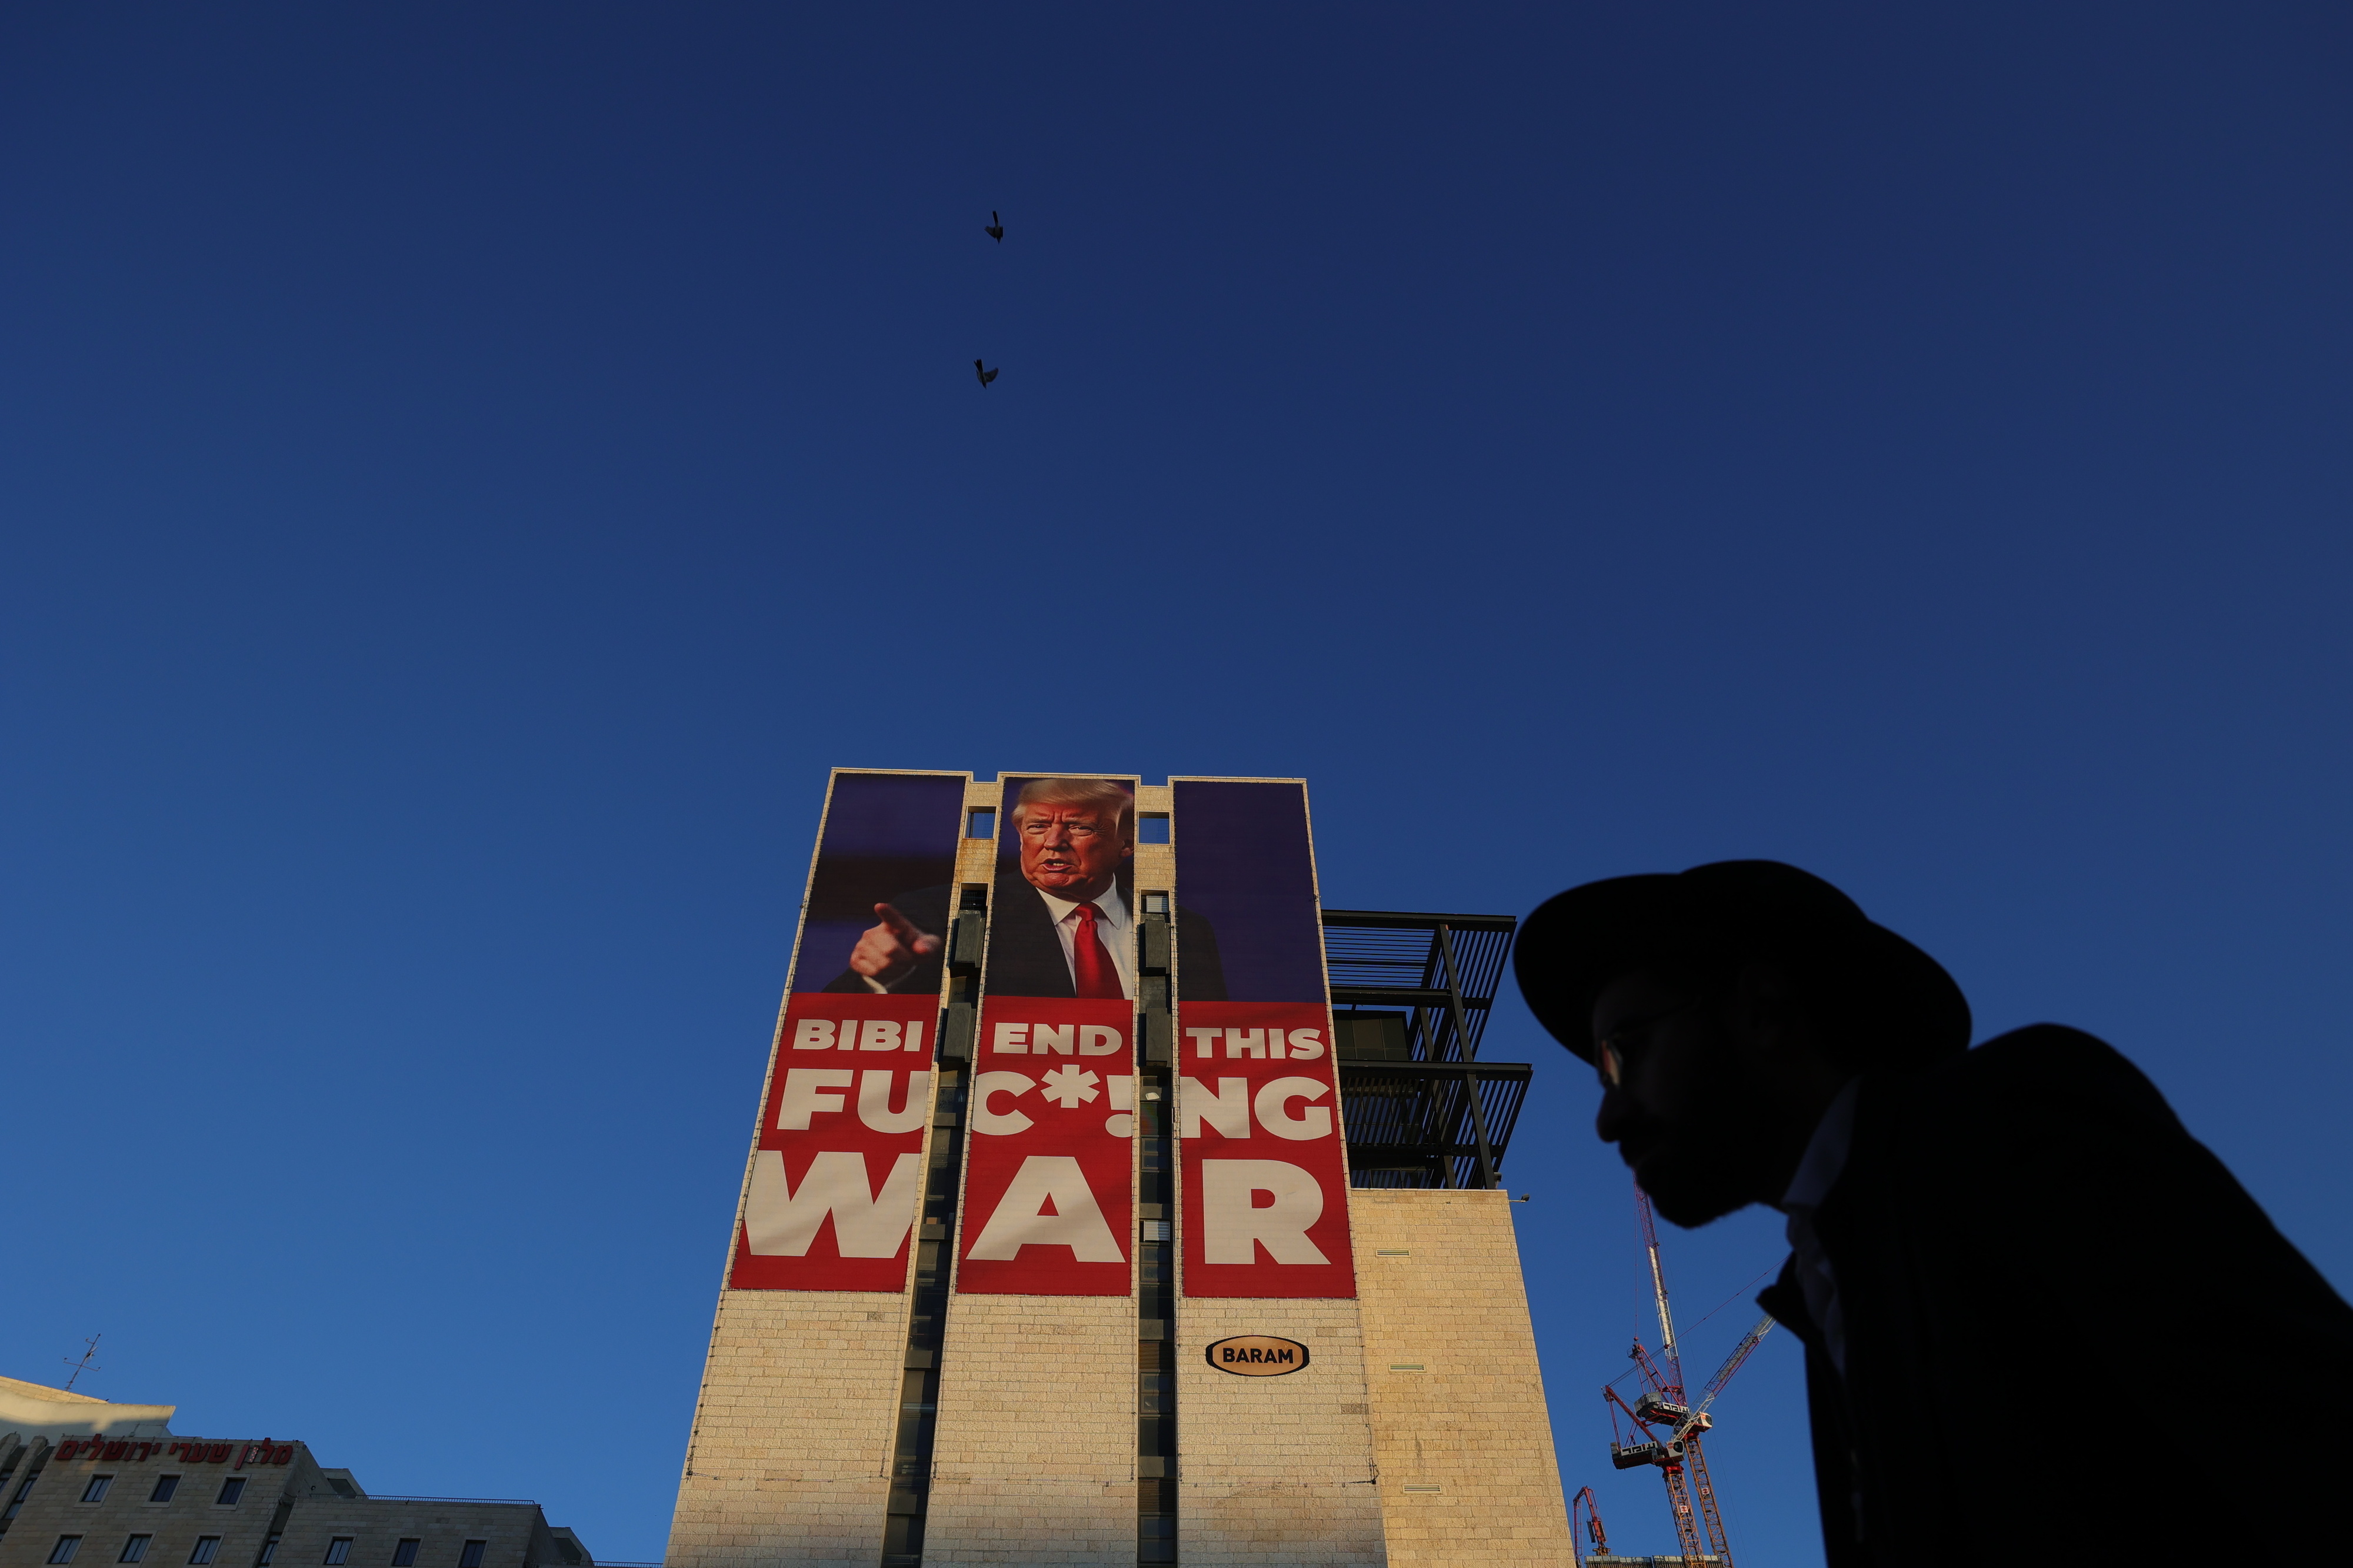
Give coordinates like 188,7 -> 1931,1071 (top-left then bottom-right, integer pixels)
1593,994 -> 1714,1090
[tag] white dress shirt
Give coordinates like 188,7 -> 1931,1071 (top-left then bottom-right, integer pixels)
1032,885 -> 1136,1000
1778,1076 -> 1862,1377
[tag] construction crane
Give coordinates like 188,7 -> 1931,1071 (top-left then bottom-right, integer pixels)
1570,1486 -> 1610,1568
1599,1185 -> 1772,1567
1698,1315 -> 1775,1416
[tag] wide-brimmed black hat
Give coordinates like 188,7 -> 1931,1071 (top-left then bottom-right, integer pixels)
1515,860 -> 1971,1064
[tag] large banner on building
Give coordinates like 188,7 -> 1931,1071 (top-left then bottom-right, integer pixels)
956,996 -> 1135,1294
953,776 -> 1141,1295
1171,778 -> 1356,1299
977,774 -> 1145,1003
729,769 -> 965,1292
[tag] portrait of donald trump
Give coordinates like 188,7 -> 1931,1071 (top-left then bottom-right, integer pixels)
825,776 -> 1227,1000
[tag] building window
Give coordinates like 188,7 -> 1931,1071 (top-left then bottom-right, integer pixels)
388,1543 -> 418,1567
149,1477 -> 180,1504
52,1537 -> 85,1564
1139,815 -> 1171,845
456,1543 -> 485,1568
213,1480 -> 244,1507
258,1539 -> 280,1567
84,1477 -> 115,1504
324,1542 -> 352,1566
966,808 -> 996,839
189,1540 -> 219,1566
121,1537 -> 152,1563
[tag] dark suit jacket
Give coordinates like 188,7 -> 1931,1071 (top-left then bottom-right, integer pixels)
822,880 -> 1228,1000
1757,1025 -> 2353,1563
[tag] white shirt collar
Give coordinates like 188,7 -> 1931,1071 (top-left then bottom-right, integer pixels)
1034,883 -> 1128,928
1779,1076 -> 1862,1213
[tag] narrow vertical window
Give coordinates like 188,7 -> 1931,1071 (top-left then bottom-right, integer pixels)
323,1542 -> 352,1566
1135,1065 -> 1178,1563
83,1477 -> 115,1504
1138,1484 -> 1176,1564
391,1543 -> 419,1567
52,1537 -> 85,1564
458,1543 -> 486,1568
214,1480 -> 244,1507
258,1538 -> 281,1567
120,1537 -> 152,1563
149,1477 -> 181,1504
189,1540 -> 220,1567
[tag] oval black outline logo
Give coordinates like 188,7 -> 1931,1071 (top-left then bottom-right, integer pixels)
1204,1335 -> 1311,1377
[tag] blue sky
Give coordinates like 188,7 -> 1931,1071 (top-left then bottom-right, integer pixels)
5,5 -> 2349,1562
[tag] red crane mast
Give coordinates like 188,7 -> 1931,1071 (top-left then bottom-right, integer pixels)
1569,1486 -> 1610,1568
1599,1185 -> 1772,1567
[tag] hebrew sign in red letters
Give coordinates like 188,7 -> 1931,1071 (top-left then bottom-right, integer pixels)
956,996 -> 1134,1295
729,992 -> 934,1291
1176,999 -> 1355,1298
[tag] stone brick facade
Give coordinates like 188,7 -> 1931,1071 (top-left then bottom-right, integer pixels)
672,1145 -> 1576,1568
1174,1298 -> 1383,1568
1352,1189 -> 1575,1567
922,1297 -> 1138,1564
666,1292 -> 912,1568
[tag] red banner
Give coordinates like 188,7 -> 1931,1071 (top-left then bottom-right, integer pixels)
1176,999 -> 1355,1299
729,992 -> 935,1292
955,996 -> 1135,1295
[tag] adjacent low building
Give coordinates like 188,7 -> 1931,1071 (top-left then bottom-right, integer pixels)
0,1379 -> 592,1568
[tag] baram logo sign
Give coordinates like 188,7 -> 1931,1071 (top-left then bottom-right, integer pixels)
1204,1335 -> 1312,1377
729,992 -> 934,1291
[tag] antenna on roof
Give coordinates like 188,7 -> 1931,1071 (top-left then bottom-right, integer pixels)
62,1334 -> 102,1390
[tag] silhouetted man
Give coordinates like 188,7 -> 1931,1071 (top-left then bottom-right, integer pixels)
1514,861 -> 2353,1564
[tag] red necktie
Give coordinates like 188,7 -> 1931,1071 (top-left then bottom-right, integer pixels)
1070,903 -> 1124,999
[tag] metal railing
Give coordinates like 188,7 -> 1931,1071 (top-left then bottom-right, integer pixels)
1321,908 -> 1528,1189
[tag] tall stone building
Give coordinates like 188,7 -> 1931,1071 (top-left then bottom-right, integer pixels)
666,771 -> 1571,1568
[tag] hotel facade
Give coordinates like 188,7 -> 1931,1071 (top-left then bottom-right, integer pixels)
0,1378 -> 592,1568
664,772 -> 1572,1568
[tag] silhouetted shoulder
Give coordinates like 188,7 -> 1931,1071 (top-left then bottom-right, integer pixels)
1958,1022 -> 2149,1082
1923,1023 -> 2185,1136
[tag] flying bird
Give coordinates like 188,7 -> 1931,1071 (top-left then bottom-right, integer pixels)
974,359 -> 999,388
985,211 -> 1004,242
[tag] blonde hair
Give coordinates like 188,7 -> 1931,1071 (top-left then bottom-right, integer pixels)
1011,777 -> 1135,843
